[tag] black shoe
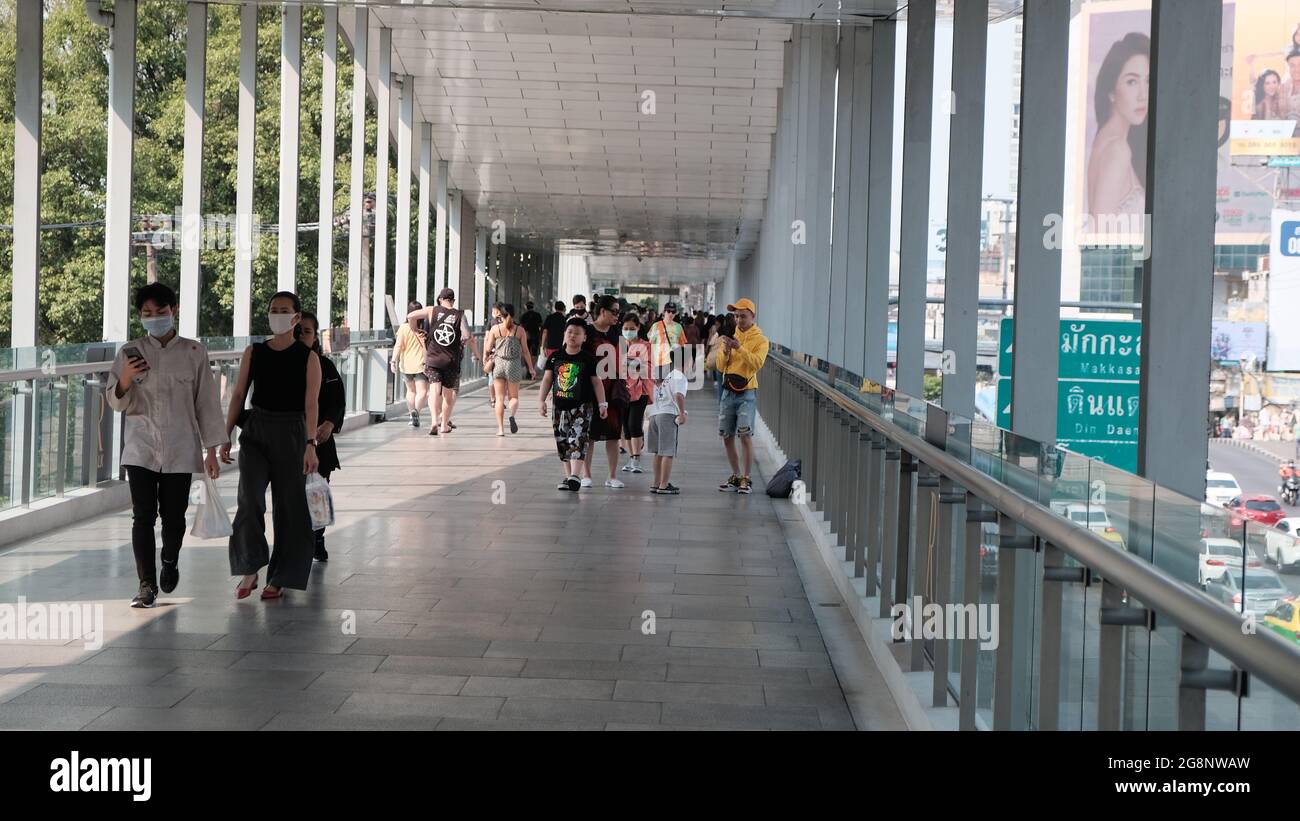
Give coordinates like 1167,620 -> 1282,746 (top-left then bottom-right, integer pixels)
130,580 -> 158,609
657,483 -> 681,495
509,415 -> 518,434
565,477 -> 581,492
428,425 -> 439,436
314,546 -> 329,562
410,411 -> 420,428
159,560 -> 179,594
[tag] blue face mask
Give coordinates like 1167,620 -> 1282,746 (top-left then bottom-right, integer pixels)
141,314 -> 174,338
622,330 -> 638,341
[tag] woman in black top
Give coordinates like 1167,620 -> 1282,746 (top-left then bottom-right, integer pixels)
221,291 -> 321,600
298,311 -> 345,562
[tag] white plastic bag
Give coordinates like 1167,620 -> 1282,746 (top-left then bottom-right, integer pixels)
190,474 -> 233,539
305,472 -> 335,530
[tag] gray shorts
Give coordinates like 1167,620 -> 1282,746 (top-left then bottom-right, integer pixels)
646,414 -> 680,457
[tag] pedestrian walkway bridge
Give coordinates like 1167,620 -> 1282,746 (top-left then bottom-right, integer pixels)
2,341 -> 1300,731
0,380 -> 905,731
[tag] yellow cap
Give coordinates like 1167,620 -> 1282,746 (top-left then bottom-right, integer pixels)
726,298 -> 756,316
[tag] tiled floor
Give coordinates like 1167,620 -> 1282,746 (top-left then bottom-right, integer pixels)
0,384 -> 887,730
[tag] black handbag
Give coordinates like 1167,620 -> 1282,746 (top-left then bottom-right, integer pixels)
724,372 -> 750,393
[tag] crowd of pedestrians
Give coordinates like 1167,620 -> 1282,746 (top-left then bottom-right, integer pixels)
108,281 -> 766,607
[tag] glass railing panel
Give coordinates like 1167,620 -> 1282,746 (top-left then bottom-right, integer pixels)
967,416 -> 1006,484
1240,678 -> 1300,731
30,377 -> 63,503
1084,459 -> 1158,729
0,388 -> 13,510
61,374 -> 90,494
1058,572 -> 1100,730
998,429 -> 1045,503
974,511 -> 998,730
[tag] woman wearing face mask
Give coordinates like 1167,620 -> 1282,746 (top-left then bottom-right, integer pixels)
106,283 -> 227,608
619,313 -> 653,475
221,292 -> 321,600
298,311 -> 345,563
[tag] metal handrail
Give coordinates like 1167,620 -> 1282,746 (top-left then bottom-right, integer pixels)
0,337 -> 393,383
766,352 -> 1300,705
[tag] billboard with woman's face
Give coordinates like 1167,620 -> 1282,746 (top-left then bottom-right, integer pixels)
1084,14 -> 1150,224
1075,1 -> 1274,246
1229,0 -> 1300,156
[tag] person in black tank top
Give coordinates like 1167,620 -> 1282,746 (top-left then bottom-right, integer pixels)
221,291 -> 322,599
405,287 -> 481,435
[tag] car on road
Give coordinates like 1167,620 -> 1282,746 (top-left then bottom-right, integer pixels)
1198,537 -> 1257,587
1205,470 -> 1242,507
1264,599 -> 1300,644
1265,518 -> 1300,571
1054,502 -> 1127,550
1225,495 -> 1286,528
1206,568 -> 1291,616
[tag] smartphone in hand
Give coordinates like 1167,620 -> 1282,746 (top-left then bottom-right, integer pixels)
122,345 -> 148,383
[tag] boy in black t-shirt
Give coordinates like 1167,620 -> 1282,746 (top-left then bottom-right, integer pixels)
539,318 -> 608,491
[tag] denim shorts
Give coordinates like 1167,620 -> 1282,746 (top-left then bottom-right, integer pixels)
718,389 -> 756,438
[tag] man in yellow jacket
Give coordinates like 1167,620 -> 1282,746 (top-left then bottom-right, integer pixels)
714,298 -> 768,494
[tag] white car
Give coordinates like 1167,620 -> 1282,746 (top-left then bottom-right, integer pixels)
1198,537 -> 1253,587
1055,502 -> 1127,549
1265,517 -> 1300,570
1205,471 -> 1242,507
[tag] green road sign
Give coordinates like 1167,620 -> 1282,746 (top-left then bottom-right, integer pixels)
1056,379 -> 1139,473
996,317 -> 1141,472
998,317 -> 1140,380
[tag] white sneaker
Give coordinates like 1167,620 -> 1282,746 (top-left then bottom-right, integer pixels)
605,478 -> 625,489
629,459 -> 644,474
579,477 -> 593,489
620,462 -> 634,472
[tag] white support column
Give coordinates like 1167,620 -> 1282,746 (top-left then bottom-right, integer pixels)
474,227 -> 487,326
233,2 -> 256,338
394,74 -> 413,319
277,3 -> 302,292
416,122 -> 432,305
434,159 -> 449,292
372,28 -> 392,331
447,189 -> 462,297
316,5 -> 337,324
11,0 -> 42,349
179,2 -> 207,339
345,7 -> 368,331
102,0 -> 137,343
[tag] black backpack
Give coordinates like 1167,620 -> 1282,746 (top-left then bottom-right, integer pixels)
765,459 -> 802,498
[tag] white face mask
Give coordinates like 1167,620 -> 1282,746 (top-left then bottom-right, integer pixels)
268,312 -> 298,335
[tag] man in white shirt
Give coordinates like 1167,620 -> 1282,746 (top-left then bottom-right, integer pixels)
106,283 -> 227,608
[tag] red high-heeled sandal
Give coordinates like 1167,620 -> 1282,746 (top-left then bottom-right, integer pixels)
260,585 -> 284,600
235,576 -> 258,600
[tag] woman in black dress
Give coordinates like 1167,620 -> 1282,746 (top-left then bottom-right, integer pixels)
298,311 -> 346,562
221,291 -> 321,600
